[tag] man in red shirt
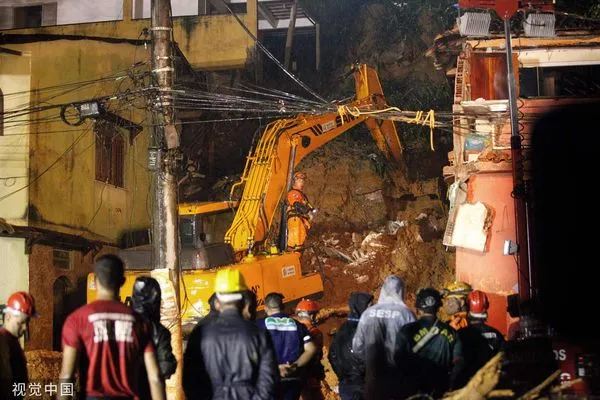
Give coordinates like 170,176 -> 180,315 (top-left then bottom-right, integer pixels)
0,291 -> 37,400
58,255 -> 165,400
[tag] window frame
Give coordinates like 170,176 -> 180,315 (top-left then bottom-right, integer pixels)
94,121 -> 126,188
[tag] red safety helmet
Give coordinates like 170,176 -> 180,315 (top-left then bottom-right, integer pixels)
296,298 -> 319,314
468,290 -> 489,318
6,291 -> 38,318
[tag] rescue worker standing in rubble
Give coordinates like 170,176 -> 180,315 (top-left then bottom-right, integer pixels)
183,269 -> 278,399
0,292 -> 37,400
131,276 -> 177,399
257,292 -> 317,400
442,281 -> 472,330
457,290 -> 505,387
400,288 -> 464,397
286,171 -> 315,251
328,292 -> 374,400
352,275 -> 415,400
295,299 -> 325,400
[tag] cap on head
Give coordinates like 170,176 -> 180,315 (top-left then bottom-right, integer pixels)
468,290 -> 489,318
441,281 -> 473,299
415,288 -> 442,314
214,268 -> 248,302
6,291 -> 38,318
296,298 -> 319,314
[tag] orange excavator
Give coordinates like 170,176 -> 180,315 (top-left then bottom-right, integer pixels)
87,64 -> 404,330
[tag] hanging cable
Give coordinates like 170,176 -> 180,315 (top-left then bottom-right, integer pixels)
215,0 -> 328,105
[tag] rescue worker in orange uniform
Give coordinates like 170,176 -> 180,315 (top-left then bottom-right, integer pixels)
287,172 -> 316,251
295,299 -> 325,400
441,281 -> 472,330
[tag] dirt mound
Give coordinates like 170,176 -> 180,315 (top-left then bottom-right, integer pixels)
25,350 -> 79,400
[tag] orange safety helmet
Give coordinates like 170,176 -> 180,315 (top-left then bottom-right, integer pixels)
468,290 -> 489,318
296,298 -> 319,314
293,171 -> 307,182
6,291 -> 38,318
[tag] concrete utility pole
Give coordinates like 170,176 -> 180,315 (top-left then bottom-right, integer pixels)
150,0 -> 182,398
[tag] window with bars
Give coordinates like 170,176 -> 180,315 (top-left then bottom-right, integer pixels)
52,249 -> 73,270
95,122 -> 125,188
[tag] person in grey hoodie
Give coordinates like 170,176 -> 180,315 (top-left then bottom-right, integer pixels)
352,275 -> 416,400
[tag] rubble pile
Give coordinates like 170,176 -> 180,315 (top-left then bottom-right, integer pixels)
25,350 -> 78,400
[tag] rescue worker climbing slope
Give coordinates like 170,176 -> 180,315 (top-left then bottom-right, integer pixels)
287,172 -> 315,251
183,269 -> 278,400
400,288 -> 464,397
328,292 -> 374,400
442,281 -> 472,331
0,291 -> 37,400
295,299 -> 325,400
352,275 -> 415,400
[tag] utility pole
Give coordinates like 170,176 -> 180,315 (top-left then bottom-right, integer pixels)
150,0 -> 182,398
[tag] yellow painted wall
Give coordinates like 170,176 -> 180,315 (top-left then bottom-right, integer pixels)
0,54 -> 31,224
1,40 -> 151,243
0,5 -> 258,242
7,4 -> 258,70
0,238 -> 29,304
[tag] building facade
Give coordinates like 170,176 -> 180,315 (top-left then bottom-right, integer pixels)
0,0 -> 262,350
436,29 -> 600,334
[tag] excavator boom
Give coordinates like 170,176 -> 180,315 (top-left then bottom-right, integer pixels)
225,64 -> 403,252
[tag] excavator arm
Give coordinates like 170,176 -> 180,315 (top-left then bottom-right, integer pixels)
225,65 -> 403,253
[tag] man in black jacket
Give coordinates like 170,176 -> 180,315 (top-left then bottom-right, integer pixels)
400,287 -> 463,397
183,269 -> 278,399
328,292 -> 373,400
131,276 -> 177,399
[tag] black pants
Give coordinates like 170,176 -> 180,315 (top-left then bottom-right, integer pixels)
278,379 -> 302,400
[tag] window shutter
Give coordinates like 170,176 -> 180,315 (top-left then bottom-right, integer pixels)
42,3 -> 57,26
0,7 -> 14,30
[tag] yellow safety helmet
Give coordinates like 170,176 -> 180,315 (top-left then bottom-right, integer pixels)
214,268 -> 248,302
442,281 -> 473,299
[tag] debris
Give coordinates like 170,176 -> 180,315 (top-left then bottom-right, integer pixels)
361,232 -> 385,250
364,189 -> 384,203
518,370 -> 561,400
349,249 -> 372,265
488,389 -> 515,398
351,232 -> 363,245
323,246 -> 354,263
450,202 -> 491,252
386,220 -> 408,235
355,274 -> 369,284
415,212 -> 428,220
444,352 -> 503,400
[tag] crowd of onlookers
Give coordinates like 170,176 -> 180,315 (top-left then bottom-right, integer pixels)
1,254 -> 505,400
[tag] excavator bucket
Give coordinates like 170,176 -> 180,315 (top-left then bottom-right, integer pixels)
354,64 -> 404,162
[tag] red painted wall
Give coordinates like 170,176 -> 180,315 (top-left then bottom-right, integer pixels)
456,172 -> 518,334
